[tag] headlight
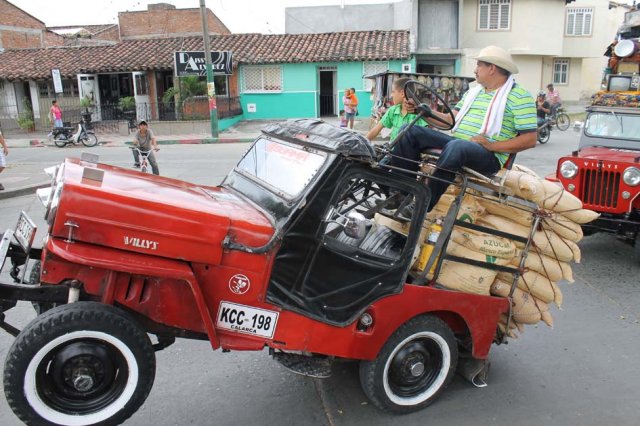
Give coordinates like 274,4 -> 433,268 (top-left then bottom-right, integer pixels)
560,160 -> 578,179
623,167 -> 640,186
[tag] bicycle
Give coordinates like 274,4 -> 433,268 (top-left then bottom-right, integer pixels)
549,106 -> 570,131
129,146 -> 157,174
537,118 -> 552,144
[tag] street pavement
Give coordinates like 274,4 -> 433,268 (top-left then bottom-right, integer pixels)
4,114 -> 638,426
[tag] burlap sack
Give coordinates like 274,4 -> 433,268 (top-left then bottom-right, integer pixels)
512,164 -> 540,178
427,193 -> 483,224
542,214 -> 583,242
497,313 -> 519,339
540,180 -> 583,212
497,271 -> 563,308
477,215 -> 530,239
511,250 -> 574,283
451,228 -> 516,259
560,209 -> 600,225
531,229 -> 581,263
497,169 -> 545,203
476,197 -> 534,227
491,279 -> 553,326
437,241 -> 510,295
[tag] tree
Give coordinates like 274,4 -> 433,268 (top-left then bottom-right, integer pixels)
162,76 -> 207,109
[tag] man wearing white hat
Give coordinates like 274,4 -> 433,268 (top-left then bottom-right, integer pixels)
388,45 -> 537,211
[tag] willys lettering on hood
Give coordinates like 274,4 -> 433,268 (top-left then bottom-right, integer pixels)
50,159 -> 274,264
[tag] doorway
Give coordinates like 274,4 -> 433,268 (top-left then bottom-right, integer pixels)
319,67 -> 336,117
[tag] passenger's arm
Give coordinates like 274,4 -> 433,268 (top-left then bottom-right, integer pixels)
470,131 -> 537,153
366,123 -> 384,141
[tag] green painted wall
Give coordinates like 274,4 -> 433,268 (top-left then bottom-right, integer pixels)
219,114 -> 244,131
239,59 -> 412,121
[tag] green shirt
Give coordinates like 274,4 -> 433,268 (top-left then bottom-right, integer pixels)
453,83 -> 537,166
380,104 -> 428,142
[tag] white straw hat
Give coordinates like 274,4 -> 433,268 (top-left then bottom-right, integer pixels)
474,45 -> 519,74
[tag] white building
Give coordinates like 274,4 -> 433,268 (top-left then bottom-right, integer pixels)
286,0 -> 634,101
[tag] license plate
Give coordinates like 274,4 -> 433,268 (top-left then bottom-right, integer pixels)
216,302 -> 279,339
14,211 -> 36,251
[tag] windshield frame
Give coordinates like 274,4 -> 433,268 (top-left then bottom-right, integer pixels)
233,136 -> 329,202
581,109 -> 640,150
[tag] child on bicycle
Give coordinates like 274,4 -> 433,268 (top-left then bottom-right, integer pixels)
132,120 -> 160,175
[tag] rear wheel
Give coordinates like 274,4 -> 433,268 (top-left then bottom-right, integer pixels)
4,302 -> 155,426
538,126 -> 550,144
81,133 -> 99,147
54,137 -> 67,148
555,113 -> 570,131
359,315 -> 458,413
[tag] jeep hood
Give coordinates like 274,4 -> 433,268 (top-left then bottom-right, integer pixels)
50,158 -> 274,264
576,146 -> 640,163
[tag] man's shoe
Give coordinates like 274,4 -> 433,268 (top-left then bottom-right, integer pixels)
0,183 -> 4,190
133,163 -> 140,168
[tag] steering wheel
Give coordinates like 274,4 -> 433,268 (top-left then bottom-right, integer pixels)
403,80 -> 455,131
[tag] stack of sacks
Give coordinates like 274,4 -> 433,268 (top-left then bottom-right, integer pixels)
416,164 -> 598,339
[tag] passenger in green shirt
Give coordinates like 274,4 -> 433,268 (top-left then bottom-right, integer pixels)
366,77 -> 428,143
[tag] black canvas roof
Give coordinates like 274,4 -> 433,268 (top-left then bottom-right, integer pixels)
261,119 -> 376,161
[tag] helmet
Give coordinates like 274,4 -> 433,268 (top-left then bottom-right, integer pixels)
538,91 -> 546,97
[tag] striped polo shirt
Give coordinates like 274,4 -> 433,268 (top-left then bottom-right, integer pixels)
453,83 -> 537,166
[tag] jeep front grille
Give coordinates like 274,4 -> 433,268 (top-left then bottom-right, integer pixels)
580,169 -> 620,208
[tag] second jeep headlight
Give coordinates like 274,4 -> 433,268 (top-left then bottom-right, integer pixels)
623,167 -> 640,186
560,160 -> 578,179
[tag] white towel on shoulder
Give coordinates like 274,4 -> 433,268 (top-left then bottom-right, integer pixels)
452,75 -> 515,138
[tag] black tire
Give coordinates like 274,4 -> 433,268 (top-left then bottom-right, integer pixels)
54,138 -> 67,148
4,302 -> 156,426
555,113 -> 570,131
26,260 -> 56,315
538,127 -> 550,144
634,234 -> 640,265
81,133 -> 99,147
359,315 -> 458,413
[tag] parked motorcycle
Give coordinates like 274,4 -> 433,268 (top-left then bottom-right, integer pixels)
51,118 -> 98,148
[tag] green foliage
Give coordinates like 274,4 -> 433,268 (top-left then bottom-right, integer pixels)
162,76 -> 207,105
79,96 -> 93,108
16,97 -> 35,131
118,96 -> 136,111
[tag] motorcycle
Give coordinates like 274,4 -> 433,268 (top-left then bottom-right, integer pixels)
51,118 -> 98,148
537,118 -> 552,144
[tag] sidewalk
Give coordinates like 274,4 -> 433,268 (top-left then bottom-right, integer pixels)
0,118 -> 373,200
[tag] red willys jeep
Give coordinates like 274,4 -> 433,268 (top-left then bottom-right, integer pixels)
548,104 -> 640,261
1,83 -> 541,425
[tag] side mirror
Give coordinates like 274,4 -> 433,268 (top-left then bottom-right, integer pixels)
343,211 -> 369,239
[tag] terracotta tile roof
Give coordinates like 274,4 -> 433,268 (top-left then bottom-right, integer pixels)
0,30 -> 409,80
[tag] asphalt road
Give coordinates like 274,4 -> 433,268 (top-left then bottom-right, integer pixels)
1,130 -> 639,426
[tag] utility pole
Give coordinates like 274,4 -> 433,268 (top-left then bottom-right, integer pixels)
199,0 -> 218,138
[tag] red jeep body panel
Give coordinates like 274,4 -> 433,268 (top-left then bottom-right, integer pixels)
553,147 -> 640,214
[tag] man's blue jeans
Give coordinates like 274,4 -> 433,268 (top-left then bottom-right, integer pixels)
390,126 -> 500,210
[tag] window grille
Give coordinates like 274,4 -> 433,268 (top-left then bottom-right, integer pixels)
566,8 -> 593,36
214,75 -> 229,97
38,81 -> 50,97
135,74 -> 149,96
478,0 -> 511,30
363,62 -> 389,91
242,66 -> 282,92
553,59 -> 569,85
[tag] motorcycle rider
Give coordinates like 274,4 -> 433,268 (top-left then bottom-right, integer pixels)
536,91 -> 551,127
132,120 -> 160,175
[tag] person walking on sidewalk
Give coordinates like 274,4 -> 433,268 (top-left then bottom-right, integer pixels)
50,100 -> 63,128
132,120 -> 160,175
0,128 -> 8,190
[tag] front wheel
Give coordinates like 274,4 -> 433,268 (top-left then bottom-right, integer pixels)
4,302 -> 156,426
81,133 -> 99,147
359,315 -> 458,413
555,113 -> 571,131
538,126 -> 550,144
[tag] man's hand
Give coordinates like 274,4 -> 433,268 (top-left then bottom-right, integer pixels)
2,146 -> 8,156
471,134 -> 493,151
402,99 -> 416,113
153,147 -> 160,152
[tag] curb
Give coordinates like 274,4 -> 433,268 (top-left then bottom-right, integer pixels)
0,181 -> 50,200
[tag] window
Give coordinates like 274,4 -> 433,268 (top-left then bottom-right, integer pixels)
135,74 -> 148,95
363,62 -> 389,91
566,8 -> 593,36
478,0 -> 511,30
38,82 -> 50,97
242,66 -> 282,92
214,75 -> 228,97
62,79 -> 78,97
553,59 -> 569,85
